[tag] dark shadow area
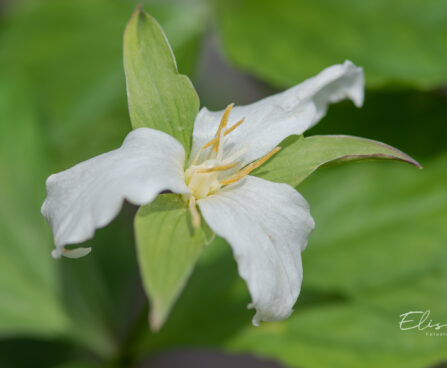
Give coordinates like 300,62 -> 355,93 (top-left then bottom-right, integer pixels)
308,90 -> 447,160
140,348 -> 287,368
430,363 -> 447,368
193,34 -> 278,110
0,338 -> 83,368
129,237 -> 351,360
59,202 -> 143,352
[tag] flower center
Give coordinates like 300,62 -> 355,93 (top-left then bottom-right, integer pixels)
184,104 -> 280,227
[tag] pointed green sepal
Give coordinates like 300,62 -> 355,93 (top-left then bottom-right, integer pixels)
256,135 -> 421,187
134,194 -> 214,331
123,6 -> 199,155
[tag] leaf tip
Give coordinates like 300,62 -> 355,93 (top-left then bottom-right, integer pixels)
124,4 -> 146,39
371,138 -> 422,170
409,156 -> 423,170
331,135 -> 423,169
391,149 -> 422,170
412,160 -> 423,170
133,3 -> 144,17
149,304 -> 166,333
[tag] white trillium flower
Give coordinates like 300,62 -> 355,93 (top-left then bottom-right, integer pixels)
42,60 -> 364,325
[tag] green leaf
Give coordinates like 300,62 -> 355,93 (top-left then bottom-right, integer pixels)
0,0 -> 205,166
133,154 -> 447,368
223,157 -> 447,368
215,0 -> 447,88
0,73 -> 120,357
300,155 -> 446,295
255,135 -> 421,187
124,6 -> 200,155
0,0 -> 206,357
134,194 -> 213,331
225,295 -> 447,368
0,76 -> 69,337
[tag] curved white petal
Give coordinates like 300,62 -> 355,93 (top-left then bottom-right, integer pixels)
41,128 -> 189,257
191,60 -> 364,166
197,176 -> 315,325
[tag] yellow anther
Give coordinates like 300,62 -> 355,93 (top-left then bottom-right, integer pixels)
202,117 -> 245,150
212,103 -> 234,152
220,147 -> 281,186
188,196 -> 201,228
196,162 -> 238,173
224,117 -> 245,136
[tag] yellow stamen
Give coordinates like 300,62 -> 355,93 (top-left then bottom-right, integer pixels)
201,117 -> 245,150
224,117 -> 245,136
201,138 -> 217,150
196,162 -> 238,173
211,103 -> 234,152
188,196 -> 201,228
220,147 -> 281,186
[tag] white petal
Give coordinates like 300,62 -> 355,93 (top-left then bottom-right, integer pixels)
52,247 -> 92,259
197,176 -> 315,325
191,60 -> 364,166
41,128 -> 189,256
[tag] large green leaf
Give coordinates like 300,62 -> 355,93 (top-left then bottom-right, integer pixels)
124,6 -> 200,155
224,292 -> 447,368
0,77 -> 69,337
0,0 -> 205,165
300,155 -> 446,295
0,73 -> 121,357
134,194 -> 213,331
255,135 -> 421,187
133,155 -> 447,368
215,0 -> 447,88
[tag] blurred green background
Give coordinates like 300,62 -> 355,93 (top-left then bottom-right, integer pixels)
0,0 -> 446,367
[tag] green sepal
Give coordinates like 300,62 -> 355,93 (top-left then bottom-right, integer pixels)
134,194 -> 214,331
123,6 -> 200,155
255,135 -> 421,187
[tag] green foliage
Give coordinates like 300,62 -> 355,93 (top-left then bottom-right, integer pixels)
0,76 -> 69,338
125,5 -> 208,331
124,6 -> 200,155
0,0 -> 204,165
215,0 -> 447,88
1,0 -> 446,367
133,155 -> 447,368
0,0 -> 133,164
135,194 -> 213,331
0,0 -> 207,360
256,135 -> 421,187
224,157 -> 447,368
0,72 -> 120,360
